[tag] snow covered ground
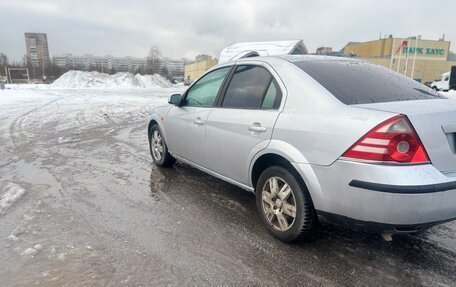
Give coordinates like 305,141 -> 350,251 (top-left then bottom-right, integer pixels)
440,90 -> 456,99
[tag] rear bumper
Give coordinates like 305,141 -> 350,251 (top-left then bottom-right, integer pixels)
316,210 -> 456,234
348,179 -> 456,194
294,160 -> 456,232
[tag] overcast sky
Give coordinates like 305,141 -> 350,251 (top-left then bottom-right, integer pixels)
1,0 -> 455,62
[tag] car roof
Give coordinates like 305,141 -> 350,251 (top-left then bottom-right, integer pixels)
276,54 -> 355,62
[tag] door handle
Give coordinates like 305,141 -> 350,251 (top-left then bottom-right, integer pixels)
194,117 -> 205,126
248,123 -> 266,133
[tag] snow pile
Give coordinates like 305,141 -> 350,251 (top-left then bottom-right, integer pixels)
51,70 -> 172,89
135,74 -> 173,88
440,90 -> 456,99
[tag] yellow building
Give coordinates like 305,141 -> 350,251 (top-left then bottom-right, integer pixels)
184,59 -> 218,84
344,37 -> 456,83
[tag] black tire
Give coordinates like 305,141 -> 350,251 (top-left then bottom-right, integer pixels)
149,124 -> 175,167
256,166 -> 316,242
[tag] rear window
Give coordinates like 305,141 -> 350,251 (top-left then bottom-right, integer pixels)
294,60 -> 444,105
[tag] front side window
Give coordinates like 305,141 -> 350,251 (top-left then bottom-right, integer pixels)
185,67 -> 230,107
222,65 -> 278,109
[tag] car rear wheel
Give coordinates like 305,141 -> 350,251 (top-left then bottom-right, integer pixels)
149,124 -> 175,167
256,166 -> 316,242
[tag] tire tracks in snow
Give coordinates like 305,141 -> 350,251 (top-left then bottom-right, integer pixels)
8,97 -> 63,154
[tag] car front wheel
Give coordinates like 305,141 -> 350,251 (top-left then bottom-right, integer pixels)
256,166 -> 316,242
149,124 -> 175,167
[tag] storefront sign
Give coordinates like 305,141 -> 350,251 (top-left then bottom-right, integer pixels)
395,40 -> 446,56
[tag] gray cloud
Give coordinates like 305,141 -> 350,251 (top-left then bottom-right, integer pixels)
1,0 -> 455,61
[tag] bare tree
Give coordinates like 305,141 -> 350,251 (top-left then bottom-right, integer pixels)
147,46 -> 163,75
160,66 -> 169,78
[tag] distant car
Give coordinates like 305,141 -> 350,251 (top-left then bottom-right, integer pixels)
148,55 -> 456,242
431,66 -> 456,91
431,72 -> 451,91
423,81 -> 433,88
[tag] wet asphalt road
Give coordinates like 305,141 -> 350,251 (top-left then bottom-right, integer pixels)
0,88 -> 455,287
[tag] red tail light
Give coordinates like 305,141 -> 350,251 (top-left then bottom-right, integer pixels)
342,115 -> 430,164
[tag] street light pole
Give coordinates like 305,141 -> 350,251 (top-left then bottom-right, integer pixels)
389,38 -> 396,70
404,38 -> 410,76
396,38 -> 403,73
411,37 -> 419,80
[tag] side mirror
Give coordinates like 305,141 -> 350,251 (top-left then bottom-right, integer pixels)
168,94 -> 183,106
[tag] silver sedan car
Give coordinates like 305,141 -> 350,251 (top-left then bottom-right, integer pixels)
148,55 -> 456,242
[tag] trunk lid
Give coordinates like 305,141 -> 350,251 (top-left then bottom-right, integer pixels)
355,99 -> 456,173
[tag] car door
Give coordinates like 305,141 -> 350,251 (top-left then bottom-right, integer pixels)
205,64 -> 284,186
165,66 -> 231,166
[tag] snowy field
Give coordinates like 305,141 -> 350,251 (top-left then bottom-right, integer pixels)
0,86 -> 456,286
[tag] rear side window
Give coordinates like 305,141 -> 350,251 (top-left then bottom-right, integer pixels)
294,60 -> 444,105
222,65 -> 281,109
261,79 -> 282,109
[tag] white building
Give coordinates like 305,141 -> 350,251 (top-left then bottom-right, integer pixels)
53,54 -> 148,73
160,58 -> 192,76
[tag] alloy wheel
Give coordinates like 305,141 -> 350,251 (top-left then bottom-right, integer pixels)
261,177 -> 297,231
151,130 -> 164,161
